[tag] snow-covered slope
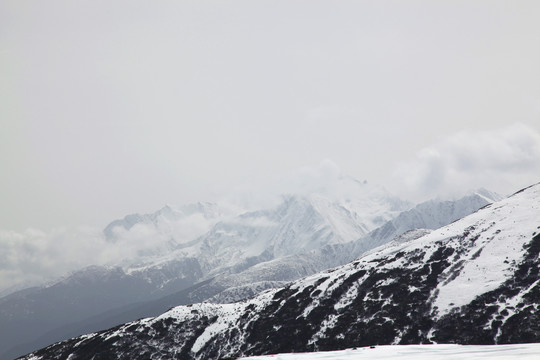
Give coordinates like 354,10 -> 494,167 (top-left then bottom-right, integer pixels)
22,183 -> 540,360
358,190 -> 502,253
240,344 -> 540,360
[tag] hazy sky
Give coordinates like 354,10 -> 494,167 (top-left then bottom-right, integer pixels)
2,0 -> 540,231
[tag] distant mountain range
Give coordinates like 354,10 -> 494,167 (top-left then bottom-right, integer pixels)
0,178 -> 502,360
20,183 -> 539,360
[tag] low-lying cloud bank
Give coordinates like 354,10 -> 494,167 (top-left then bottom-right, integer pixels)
0,227 -> 106,295
2,123 -> 539,296
0,212 -> 219,296
0,161 -> 373,296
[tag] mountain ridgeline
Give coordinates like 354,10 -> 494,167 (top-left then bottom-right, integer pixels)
19,183 -> 540,360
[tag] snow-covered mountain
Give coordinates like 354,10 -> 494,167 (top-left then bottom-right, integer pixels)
2,186 -> 499,360
103,202 -> 228,242
21,183 -> 539,360
105,189 -> 496,307
108,182 -> 413,296
101,202 -> 235,266
195,192 -> 406,277
1,182 -> 411,360
350,189 -> 504,257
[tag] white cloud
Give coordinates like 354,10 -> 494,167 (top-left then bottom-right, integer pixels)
0,227 -> 105,294
277,159 -> 343,196
219,159 -> 369,211
224,215 -> 277,228
0,211 -> 220,295
390,123 -> 540,201
0,161 -> 359,295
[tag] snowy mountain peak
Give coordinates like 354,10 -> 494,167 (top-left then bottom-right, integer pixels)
470,188 -> 503,203
195,189 -> 411,277
103,202 -> 228,241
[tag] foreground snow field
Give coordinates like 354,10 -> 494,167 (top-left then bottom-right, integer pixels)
240,344 -> 540,360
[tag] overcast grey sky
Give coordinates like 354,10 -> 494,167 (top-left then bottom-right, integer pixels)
2,0 -> 540,231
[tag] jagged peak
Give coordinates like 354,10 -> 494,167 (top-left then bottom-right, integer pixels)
468,188 -> 503,203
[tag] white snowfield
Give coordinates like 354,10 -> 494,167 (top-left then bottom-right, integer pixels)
239,344 -> 540,360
